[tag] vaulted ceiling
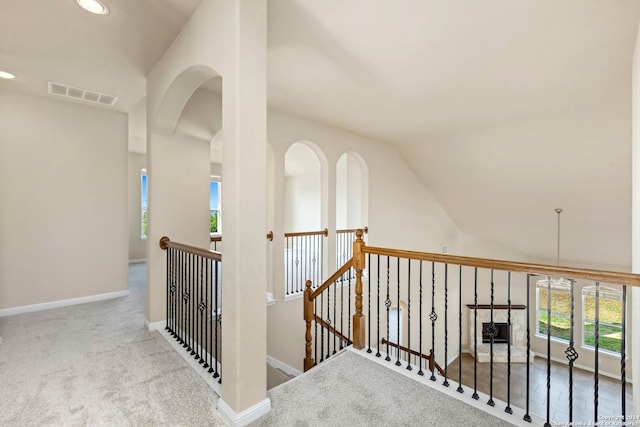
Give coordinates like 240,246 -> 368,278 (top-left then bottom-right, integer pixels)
2,0 -> 639,269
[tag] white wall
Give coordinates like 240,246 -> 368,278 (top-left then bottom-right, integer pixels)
0,90 -> 128,309
266,108 -> 471,371
284,174 -> 321,232
128,152 -> 147,262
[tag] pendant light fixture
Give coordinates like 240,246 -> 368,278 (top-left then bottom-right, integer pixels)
537,208 -> 571,289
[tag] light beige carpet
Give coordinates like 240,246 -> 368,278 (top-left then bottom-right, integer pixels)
0,263 -> 226,427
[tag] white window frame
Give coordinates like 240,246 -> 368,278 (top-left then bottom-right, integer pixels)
141,168 -> 147,240
581,285 -> 623,355
535,280 -> 571,343
210,177 -> 221,235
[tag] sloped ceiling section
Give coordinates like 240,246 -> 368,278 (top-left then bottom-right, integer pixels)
266,0 -> 640,269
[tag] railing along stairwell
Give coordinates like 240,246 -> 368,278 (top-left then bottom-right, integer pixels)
160,236 -> 223,383
304,229 -> 640,426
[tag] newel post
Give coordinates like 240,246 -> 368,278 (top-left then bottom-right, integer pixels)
303,280 -> 315,371
352,229 -> 367,349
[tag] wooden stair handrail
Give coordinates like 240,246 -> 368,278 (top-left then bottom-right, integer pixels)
336,226 -> 368,234
363,246 -> 640,287
314,314 -> 352,345
381,338 -> 445,377
210,235 -> 222,243
160,236 -> 222,262
285,228 -> 329,238
309,259 -> 354,300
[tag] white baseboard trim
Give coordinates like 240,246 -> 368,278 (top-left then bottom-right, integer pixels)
145,319 -> 166,331
0,290 -> 130,318
128,259 -> 146,264
266,355 -> 301,377
217,397 -> 271,427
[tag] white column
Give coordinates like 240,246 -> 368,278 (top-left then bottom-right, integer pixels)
145,133 -> 211,323
217,0 -> 270,423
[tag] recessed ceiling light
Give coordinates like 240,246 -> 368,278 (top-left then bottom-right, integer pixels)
76,0 -> 110,15
0,71 -> 16,79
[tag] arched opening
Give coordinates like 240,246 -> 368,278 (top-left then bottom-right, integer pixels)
283,142 -> 324,295
336,151 -> 367,230
284,142 -> 322,232
335,151 -> 369,271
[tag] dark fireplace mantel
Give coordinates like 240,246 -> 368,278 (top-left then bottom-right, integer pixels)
466,304 -> 526,310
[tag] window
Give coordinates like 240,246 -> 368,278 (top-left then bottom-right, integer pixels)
141,169 -> 148,239
582,286 -> 623,354
536,280 -> 571,342
210,179 -> 221,234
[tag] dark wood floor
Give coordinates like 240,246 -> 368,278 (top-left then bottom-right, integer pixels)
445,354 -> 632,424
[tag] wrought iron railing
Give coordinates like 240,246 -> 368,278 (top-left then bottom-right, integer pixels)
304,229 -> 640,426
210,235 -> 222,252
336,226 -> 367,281
285,229 -> 327,296
160,236 -> 222,383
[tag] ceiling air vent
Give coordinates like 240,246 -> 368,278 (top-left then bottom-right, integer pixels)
47,81 -> 118,107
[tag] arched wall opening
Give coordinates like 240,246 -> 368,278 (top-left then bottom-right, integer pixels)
336,151 -> 369,230
146,65 -> 223,326
284,142 -> 324,232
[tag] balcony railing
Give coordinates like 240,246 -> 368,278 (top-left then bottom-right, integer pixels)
304,229 -> 640,426
160,236 -> 222,384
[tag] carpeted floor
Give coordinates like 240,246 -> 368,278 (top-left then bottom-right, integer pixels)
1,263 -> 525,427
253,349 -> 518,427
0,263 -> 226,427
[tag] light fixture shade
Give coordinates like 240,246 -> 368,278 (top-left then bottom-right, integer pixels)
76,0 -> 110,15
0,71 -> 16,79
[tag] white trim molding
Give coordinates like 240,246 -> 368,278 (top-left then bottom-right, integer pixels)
128,258 -> 146,264
217,398 -> 271,427
266,355 -> 301,377
146,319 -> 166,331
0,290 -> 130,317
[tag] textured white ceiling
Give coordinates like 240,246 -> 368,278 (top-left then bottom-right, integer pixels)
2,0 -> 639,268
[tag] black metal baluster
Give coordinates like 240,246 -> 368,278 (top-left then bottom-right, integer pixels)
472,267 -> 479,400
545,276 -> 551,427
594,281 -> 600,424
367,253 -> 372,353
203,257 -> 210,370
320,290 -> 324,363
166,246 -> 170,332
418,260 -> 424,376
457,265 -> 463,393
376,255 -> 381,358
341,257 -> 345,350
385,256 -> 391,362
208,258 -> 214,374
443,263 -> 449,386
396,257 -> 401,367
217,259 -> 222,384
488,269 -> 495,407
213,260 -> 219,379
333,272 -> 337,353
326,283 -> 331,359
566,279 -> 578,424
524,274 -> 532,423
180,250 -> 186,346
505,271 -> 513,414
407,259 -> 412,371
348,275 -> 351,344
621,285 -> 627,423
430,261 -> 437,381
189,253 -> 194,354
197,256 -> 202,361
